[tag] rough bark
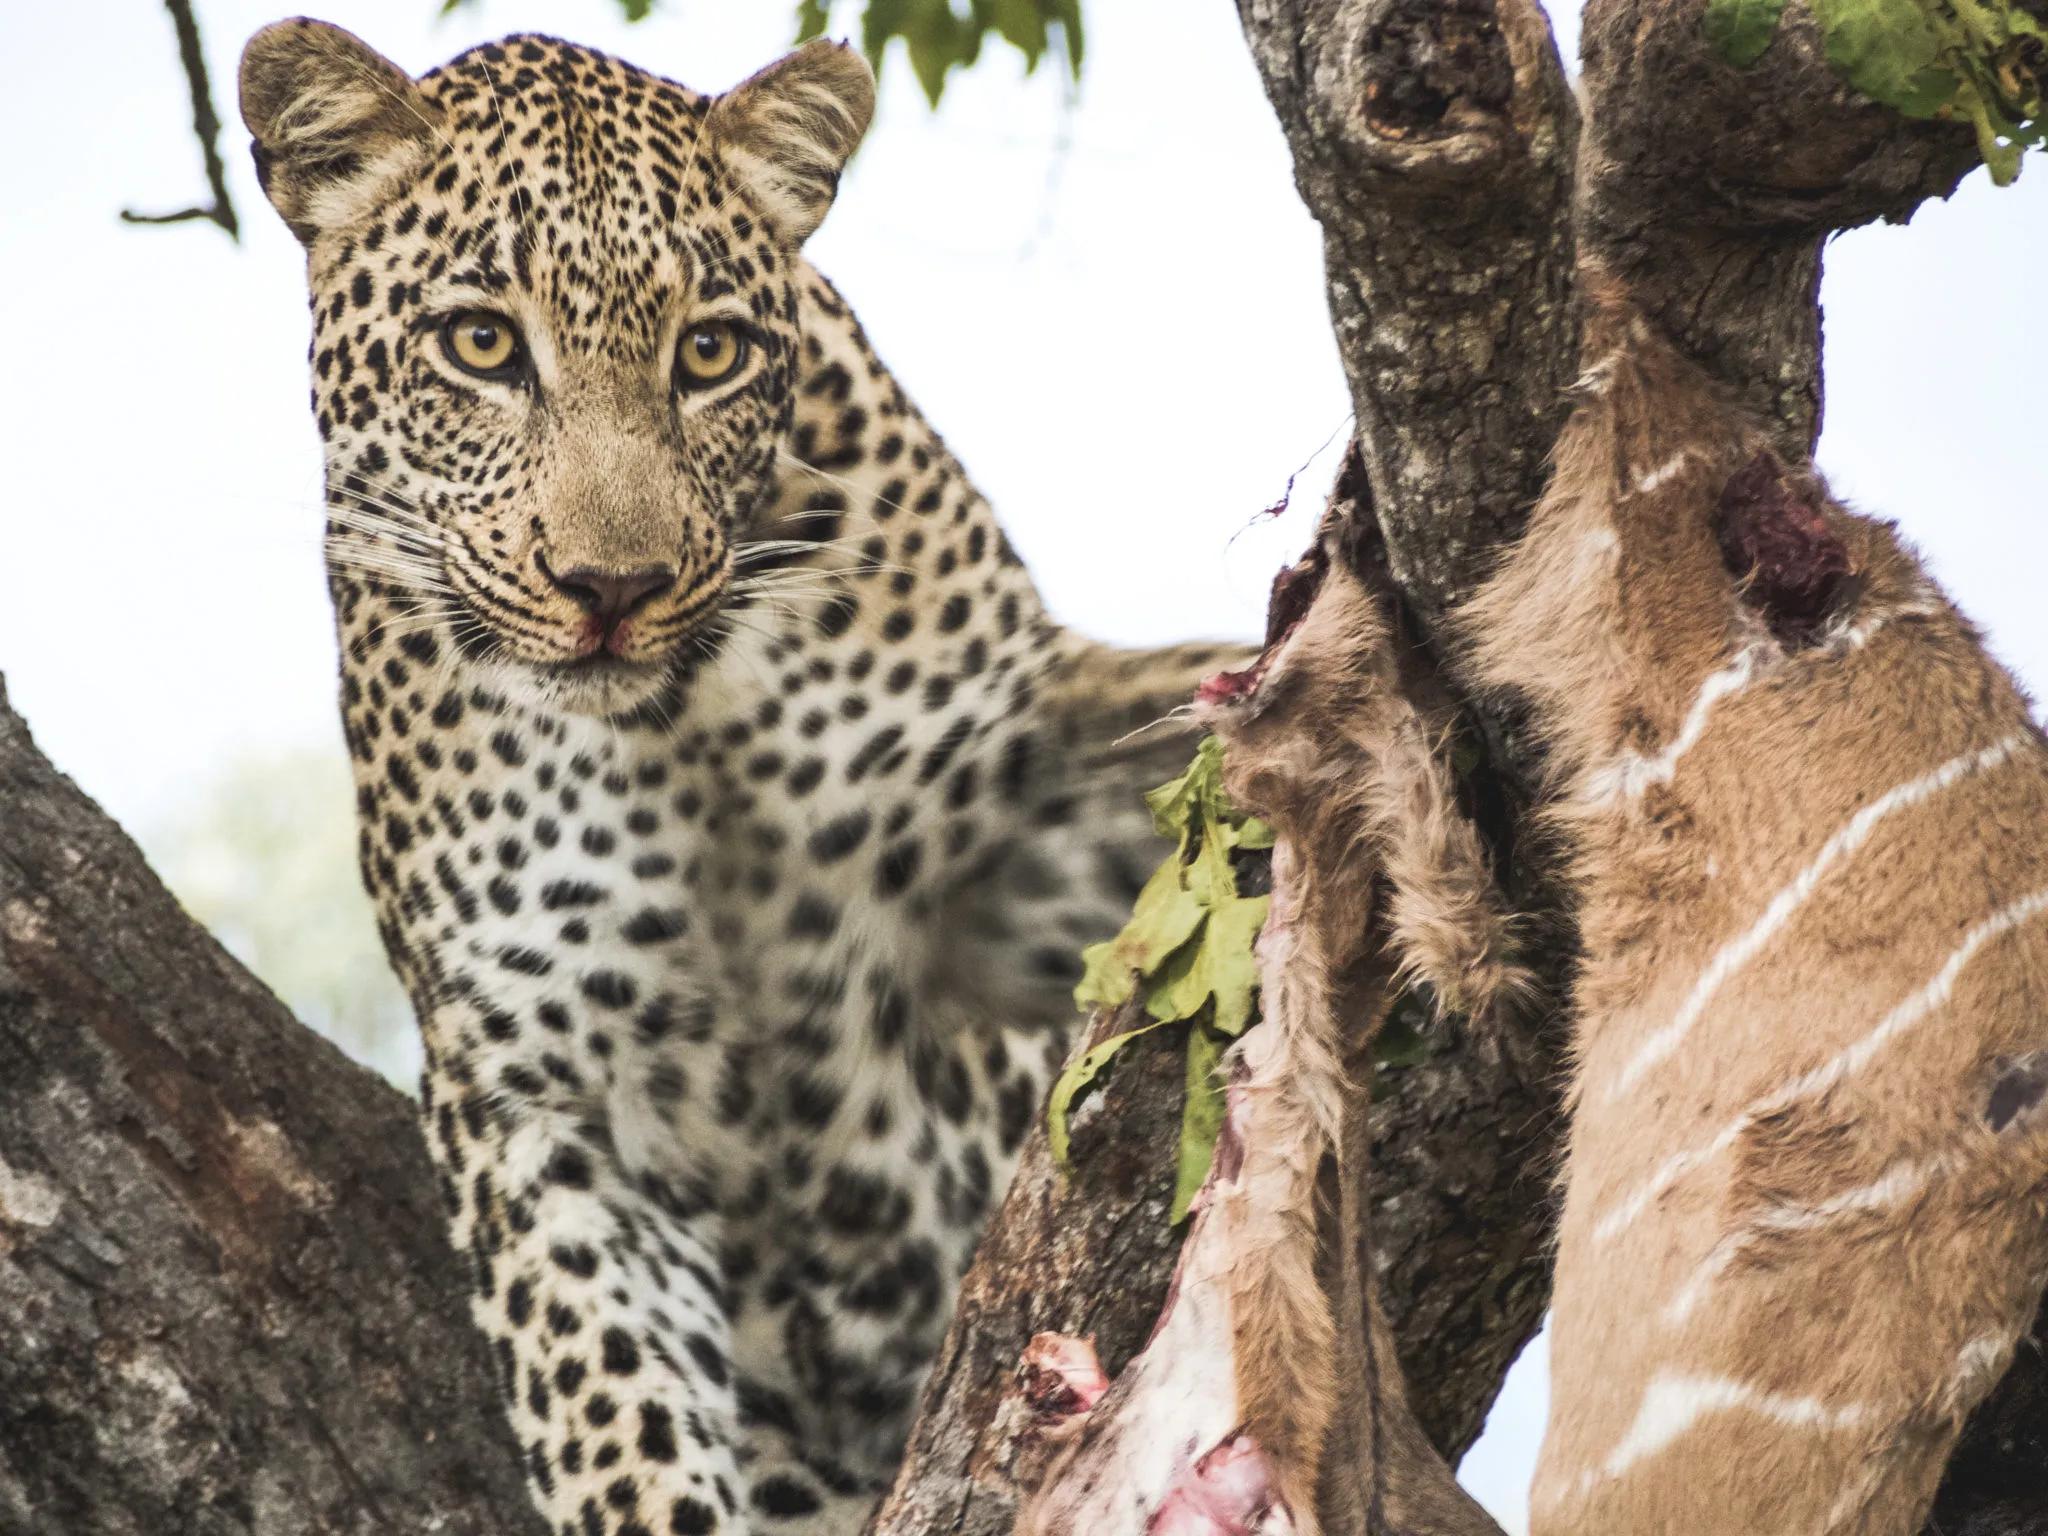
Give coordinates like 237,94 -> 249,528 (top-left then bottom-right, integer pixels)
864,1002 -> 1189,1536
1238,0 -> 1582,628
1575,0 -> 1979,452
0,676 -> 541,1536
890,0 -> 2045,1530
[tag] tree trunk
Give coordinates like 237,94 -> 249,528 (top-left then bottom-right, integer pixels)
885,0 -> 2048,1531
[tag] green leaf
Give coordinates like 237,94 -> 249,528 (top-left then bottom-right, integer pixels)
1145,894 -> 1269,1034
1141,925 -> 1209,1024
618,0 -> 658,20
901,0 -> 972,106
1189,805 -> 1239,909
1171,1024 -> 1230,1223
1048,1018 -> 1170,1167
989,0 -> 1050,69
1077,736 -> 1272,1028
796,0 -> 834,43
1049,0 -> 1085,74
1703,0 -> 1790,67
1813,0 -> 1957,114
1073,856 -> 1208,1013
1203,895 -> 1271,1036
1143,735 -> 1220,843
1796,0 -> 2043,182
860,0 -> 913,72
1956,76 -> 2030,181
1057,737 -> 1273,1190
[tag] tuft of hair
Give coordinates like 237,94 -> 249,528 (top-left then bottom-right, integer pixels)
708,40 -> 875,246
1205,556 -> 1525,1027
1193,551 -> 1525,1519
240,18 -> 440,242
1458,286 -> 1734,793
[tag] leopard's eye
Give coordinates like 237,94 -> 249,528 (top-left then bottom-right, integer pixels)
676,321 -> 748,390
440,311 -> 524,379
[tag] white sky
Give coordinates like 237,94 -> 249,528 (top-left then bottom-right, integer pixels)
1,2 -> 2043,1528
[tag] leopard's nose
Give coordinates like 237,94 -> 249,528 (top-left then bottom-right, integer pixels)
541,558 -> 677,627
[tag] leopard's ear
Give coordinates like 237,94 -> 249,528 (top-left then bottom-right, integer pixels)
707,40 -> 874,247
240,18 -> 440,244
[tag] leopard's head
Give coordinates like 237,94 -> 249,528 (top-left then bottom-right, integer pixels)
241,20 -> 873,715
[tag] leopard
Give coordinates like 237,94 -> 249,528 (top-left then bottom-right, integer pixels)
238,19 -> 1236,1536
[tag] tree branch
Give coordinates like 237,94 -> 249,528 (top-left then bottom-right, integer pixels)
1576,0 -> 1979,450
1229,0 -> 1587,1457
0,675 -> 537,1533
865,1002 -> 1190,1536
123,0 -> 239,240
1237,0 -> 1582,628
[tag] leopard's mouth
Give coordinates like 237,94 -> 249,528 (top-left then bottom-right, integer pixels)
526,650 -> 679,718
443,569 -> 730,719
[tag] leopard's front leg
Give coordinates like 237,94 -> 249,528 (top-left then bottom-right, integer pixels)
421,1001 -> 876,1536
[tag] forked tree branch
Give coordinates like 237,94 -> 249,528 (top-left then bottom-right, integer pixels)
886,0 -> 2044,1531
123,0 -> 240,239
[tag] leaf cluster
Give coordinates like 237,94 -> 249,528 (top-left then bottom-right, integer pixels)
1051,738 -> 1274,1223
441,1 -> 1085,109
1704,0 -> 2047,182
797,0 -> 1085,107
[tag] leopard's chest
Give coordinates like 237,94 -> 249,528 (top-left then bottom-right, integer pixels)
358,627 -> 1042,1181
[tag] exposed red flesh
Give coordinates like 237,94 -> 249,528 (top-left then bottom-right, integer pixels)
1715,451 -> 1853,644
1147,1433 -> 1290,1535
1198,546 -> 1330,706
1021,1331 -> 1112,1418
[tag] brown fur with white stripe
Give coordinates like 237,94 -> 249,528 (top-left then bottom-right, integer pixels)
1464,283 -> 2048,1535
1013,526 -> 1517,1536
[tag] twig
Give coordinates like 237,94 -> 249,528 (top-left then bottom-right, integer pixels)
122,0 -> 239,239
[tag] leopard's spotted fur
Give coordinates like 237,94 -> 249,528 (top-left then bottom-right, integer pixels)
241,20 -> 1232,1535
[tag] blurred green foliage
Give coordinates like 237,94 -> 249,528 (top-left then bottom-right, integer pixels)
150,751 -> 419,1091
796,0 -> 1084,106
439,0 -> 1085,106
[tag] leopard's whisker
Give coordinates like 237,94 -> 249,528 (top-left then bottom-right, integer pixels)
775,447 -> 923,524
324,509 -> 447,552
323,477 -> 445,534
